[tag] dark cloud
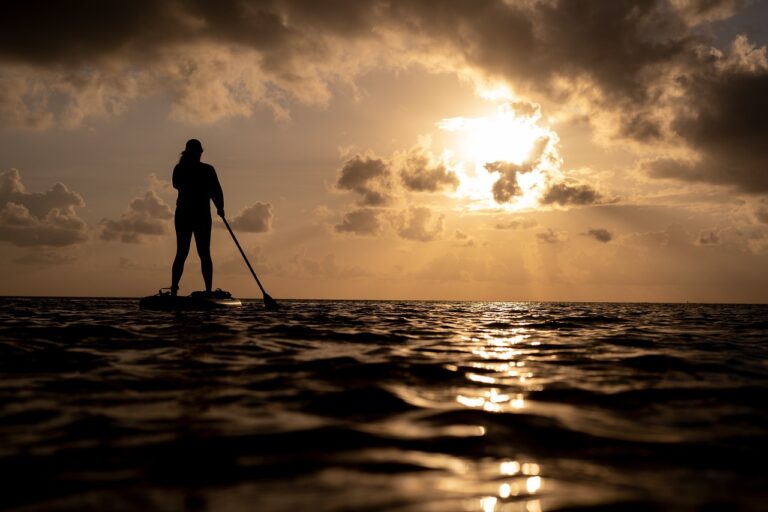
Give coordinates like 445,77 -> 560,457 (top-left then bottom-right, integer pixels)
485,136 -> 551,203
0,1 -> 749,104
386,0 -> 687,102
0,1 -> 159,65
662,38 -> 768,192
336,155 -> 392,206
541,182 -> 602,206
619,113 -> 663,142
0,1 -> 305,66
230,202 -> 273,233
400,150 -> 459,192
643,158 -> 703,182
0,169 -> 87,247
334,207 -> 381,235
585,228 -> 613,243
484,161 -> 524,203
100,190 -> 172,243
396,206 -> 444,242
0,1 -> 693,109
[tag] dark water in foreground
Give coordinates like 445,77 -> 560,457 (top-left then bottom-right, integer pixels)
1,299 -> 767,511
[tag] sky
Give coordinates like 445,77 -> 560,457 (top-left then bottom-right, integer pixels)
1,0 -> 768,302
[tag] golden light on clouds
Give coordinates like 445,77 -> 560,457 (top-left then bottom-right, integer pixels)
439,102 -> 562,211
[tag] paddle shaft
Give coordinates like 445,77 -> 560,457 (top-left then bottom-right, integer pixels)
221,216 -> 269,297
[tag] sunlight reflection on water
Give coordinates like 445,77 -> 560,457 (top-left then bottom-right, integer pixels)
394,311 -> 553,511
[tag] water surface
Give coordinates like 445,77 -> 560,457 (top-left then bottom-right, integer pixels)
1,298 -> 767,511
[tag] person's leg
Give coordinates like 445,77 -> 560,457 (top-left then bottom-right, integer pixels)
194,216 -> 213,293
171,212 -> 193,295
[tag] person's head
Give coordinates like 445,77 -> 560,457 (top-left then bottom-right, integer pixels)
180,139 -> 203,163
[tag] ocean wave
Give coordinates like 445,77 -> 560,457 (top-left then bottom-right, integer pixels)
1,299 -> 767,511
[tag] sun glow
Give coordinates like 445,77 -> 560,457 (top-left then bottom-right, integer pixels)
439,103 -> 561,210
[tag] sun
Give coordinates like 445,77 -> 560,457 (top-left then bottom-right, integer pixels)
439,103 -> 560,210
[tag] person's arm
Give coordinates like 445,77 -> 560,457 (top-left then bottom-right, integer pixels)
172,164 -> 181,190
211,166 -> 224,217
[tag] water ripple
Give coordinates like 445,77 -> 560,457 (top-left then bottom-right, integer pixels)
0,298 -> 767,511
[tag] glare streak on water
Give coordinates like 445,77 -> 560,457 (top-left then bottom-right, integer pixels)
1,299 -> 767,511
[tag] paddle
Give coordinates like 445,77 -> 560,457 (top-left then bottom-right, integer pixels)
220,215 -> 280,310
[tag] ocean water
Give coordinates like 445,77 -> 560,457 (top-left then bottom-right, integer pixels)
1,298 -> 767,512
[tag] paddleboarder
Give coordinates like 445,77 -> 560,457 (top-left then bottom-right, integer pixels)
170,139 -> 224,296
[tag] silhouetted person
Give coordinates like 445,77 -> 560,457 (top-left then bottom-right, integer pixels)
170,139 -> 224,296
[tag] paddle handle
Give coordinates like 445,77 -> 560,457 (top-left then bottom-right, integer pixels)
221,216 -> 268,296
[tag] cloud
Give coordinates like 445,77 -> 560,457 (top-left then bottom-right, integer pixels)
337,143 -> 460,219
536,228 -> 567,244
0,169 -> 87,247
756,199 -> 768,224
0,2 -> 696,124
0,169 -> 84,217
396,206 -> 444,242
334,207 -> 381,235
100,190 -> 173,243
698,230 -> 721,245
2,1 -> 765,195
0,203 -> 88,247
336,155 -> 392,206
404,1 -> 767,194
654,36 -> 768,193
484,161 -> 525,203
584,228 -> 613,243
642,158 -> 702,182
399,148 -> 459,192
541,182 -> 602,206
230,202 -> 273,233
0,1 -> 388,126
484,136 -> 554,203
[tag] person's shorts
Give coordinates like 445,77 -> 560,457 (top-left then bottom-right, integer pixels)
175,209 -> 211,237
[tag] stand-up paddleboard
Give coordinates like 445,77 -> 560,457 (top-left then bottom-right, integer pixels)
139,289 -> 242,311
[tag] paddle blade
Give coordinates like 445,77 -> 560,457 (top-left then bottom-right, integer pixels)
263,293 -> 280,310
